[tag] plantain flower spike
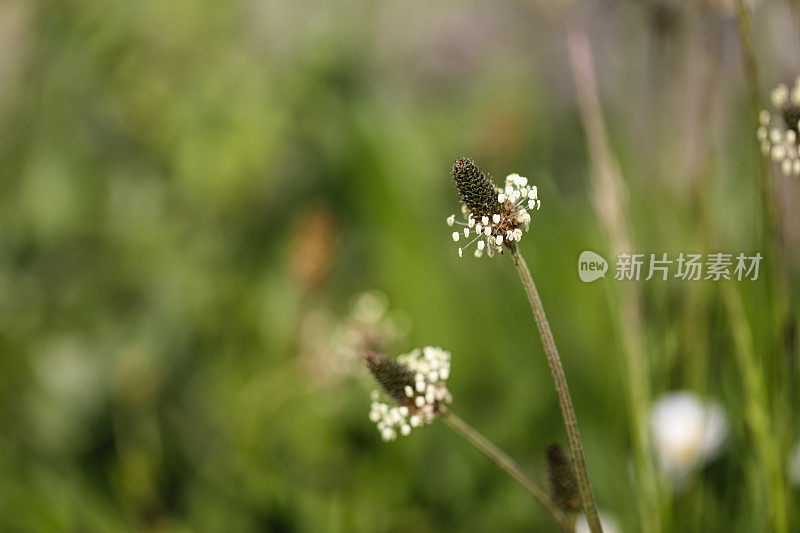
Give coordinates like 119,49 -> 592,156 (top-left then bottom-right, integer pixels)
545,443 -> 582,513
447,157 -> 539,258
365,348 -> 452,442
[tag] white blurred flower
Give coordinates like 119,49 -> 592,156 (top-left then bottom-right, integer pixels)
651,391 -> 728,485
28,337 -> 107,453
757,77 -> 800,177
575,511 -> 621,533
298,290 -> 409,386
34,337 -> 105,410
789,439 -> 800,487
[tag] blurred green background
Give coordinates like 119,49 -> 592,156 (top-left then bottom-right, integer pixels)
0,1 -> 799,531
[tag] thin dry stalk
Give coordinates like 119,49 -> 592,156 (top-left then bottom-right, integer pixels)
567,29 -> 661,533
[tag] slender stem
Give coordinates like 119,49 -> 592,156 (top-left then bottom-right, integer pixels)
732,7 -> 793,528
733,0 -> 764,126
441,409 -> 573,532
567,31 -> 660,532
733,0 -> 780,264
721,283 -> 787,533
509,245 -> 602,533
733,0 -> 786,354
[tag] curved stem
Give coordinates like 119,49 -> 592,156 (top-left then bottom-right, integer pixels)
441,409 -> 573,532
510,245 -> 603,533
733,0 -> 786,354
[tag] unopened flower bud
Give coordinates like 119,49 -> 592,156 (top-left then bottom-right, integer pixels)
545,444 -> 581,512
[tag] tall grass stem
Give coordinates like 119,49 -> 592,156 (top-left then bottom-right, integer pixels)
509,246 -> 602,533
567,30 -> 661,533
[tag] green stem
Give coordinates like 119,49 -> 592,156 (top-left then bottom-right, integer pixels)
721,284 -> 787,533
733,0 -> 764,126
441,409 -> 573,532
509,245 -> 603,533
732,6 -> 791,530
733,0 -> 785,355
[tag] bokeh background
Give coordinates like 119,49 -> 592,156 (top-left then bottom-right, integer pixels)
1,1 -> 799,531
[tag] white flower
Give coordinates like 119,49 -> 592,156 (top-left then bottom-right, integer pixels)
366,347 -> 453,442
758,77 -> 800,176
771,83 -> 790,109
574,511 -> 621,533
651,391 -> 728,485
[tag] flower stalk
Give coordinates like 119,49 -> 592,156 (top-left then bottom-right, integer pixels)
447,157 -> 601,532
733,0 -> 788,364
510,245 -> 603,533
441,409 -> 573,532
364,349 -> 572,531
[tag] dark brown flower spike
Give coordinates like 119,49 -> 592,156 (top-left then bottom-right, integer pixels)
365,348 -> 453,441
546,444 -> 582,513
447,158 -> 538,258
452,157 -> 502,218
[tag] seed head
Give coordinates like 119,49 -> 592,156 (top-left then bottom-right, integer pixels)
545,444 -> 581,512
447,158 -> 539,258
365,352 -> 416,406
365,347 -> 453,442
452,157 -> 502,218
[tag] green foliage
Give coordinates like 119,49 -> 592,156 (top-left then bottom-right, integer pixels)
0,1 -> 798,532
